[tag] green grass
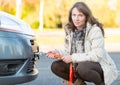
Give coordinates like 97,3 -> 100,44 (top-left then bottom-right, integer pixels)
34,29 -> 120,45
34,29 -> 65,47
105,35 -> 120,43
36,36 -> 65,45
33,29 -> 120,51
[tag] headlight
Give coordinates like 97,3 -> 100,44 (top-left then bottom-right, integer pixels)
30,39 -> 39,53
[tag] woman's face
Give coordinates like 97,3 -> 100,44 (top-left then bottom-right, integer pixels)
71,7 -> 86,30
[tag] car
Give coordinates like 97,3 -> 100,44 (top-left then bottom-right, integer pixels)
0,11 -> 39,85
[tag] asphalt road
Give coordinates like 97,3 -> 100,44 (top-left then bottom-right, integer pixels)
18,52 -> 120,85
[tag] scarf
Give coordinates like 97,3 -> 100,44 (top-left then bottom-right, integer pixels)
71,27 -> 86,53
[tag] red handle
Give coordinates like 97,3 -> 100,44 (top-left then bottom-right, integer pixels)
69,63 -> 74,85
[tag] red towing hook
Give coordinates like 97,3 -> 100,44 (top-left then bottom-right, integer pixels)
48,52 -> 74,85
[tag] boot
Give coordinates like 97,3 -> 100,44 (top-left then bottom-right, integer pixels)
74,79 -> 86,85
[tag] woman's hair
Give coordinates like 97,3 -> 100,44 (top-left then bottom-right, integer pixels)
65,2 -> 104,36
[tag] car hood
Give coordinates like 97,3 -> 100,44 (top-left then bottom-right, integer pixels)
0,11 -> 35,36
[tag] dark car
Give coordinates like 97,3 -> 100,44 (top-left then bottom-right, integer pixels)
0,11 -> 39,85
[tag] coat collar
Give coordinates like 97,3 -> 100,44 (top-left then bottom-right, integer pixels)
65,22 -> 95,40
85,22 -> 92,37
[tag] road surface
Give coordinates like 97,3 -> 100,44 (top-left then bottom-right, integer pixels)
18,52 -> 120,85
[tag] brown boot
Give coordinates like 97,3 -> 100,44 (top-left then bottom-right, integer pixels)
74,79 -> 86,85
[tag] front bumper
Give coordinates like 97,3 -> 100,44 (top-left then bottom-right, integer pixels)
0,68 -> 38,85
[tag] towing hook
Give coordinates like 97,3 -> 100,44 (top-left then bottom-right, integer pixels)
34,52 -> 47,59
34,52 -> 40,59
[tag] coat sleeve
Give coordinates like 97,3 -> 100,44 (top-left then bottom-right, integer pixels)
55,43 -> 69,56
72,27 -> 106,63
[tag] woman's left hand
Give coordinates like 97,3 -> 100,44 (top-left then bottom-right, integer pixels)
61,55 -> 72,63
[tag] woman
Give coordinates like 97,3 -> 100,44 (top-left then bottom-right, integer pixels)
47,2 -> 118,85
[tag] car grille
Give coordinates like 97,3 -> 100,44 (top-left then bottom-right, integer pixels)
27,39 -> 39,73
26,57 -> 37,73
0,59 -> 25,76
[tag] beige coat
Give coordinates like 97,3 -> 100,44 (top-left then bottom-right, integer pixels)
58,23 -> 118,85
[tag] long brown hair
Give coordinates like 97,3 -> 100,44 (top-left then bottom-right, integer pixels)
65,2 -> 104,36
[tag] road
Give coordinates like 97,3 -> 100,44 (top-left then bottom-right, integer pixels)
18,52 -> 120,85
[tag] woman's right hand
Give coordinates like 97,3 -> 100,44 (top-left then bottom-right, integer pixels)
47,51 -> 61,59
46,51 -> 56,59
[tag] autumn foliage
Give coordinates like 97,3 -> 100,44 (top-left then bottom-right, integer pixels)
1,0 -> 120,29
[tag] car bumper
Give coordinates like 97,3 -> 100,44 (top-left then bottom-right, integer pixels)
0,68 -> 38,85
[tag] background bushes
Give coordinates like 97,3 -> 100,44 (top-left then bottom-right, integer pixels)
1,0 -> 120,29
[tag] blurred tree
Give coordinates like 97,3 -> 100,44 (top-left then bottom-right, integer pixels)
0,0 -> 120,28
16,0 -> 22,18
21,0 -> 40,29
39,0 -> 44,30
115,0 -> 120,27
0,0 -> 16,15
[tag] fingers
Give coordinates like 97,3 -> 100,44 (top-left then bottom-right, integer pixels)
46,51 -> 55,58
47,51 -> 72,63
61,56 -> 72,63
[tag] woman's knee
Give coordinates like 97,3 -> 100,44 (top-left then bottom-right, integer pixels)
51,61 -> 59,73
76,61 -> 104,84
76,62 -> 89,77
